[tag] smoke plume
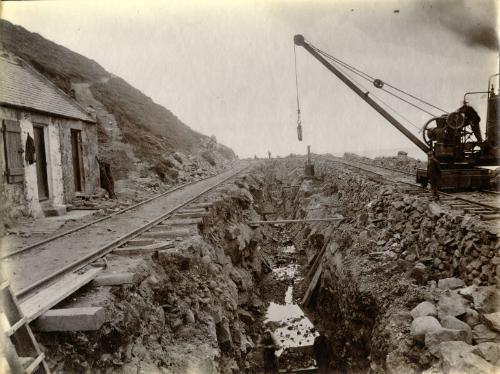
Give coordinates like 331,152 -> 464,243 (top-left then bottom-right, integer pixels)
424,0 -> 498,51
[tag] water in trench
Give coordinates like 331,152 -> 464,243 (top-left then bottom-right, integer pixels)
264,244 -> 319,372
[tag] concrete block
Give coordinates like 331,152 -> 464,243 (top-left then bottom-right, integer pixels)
92,272 -> 136,286
33,307 -> 105,331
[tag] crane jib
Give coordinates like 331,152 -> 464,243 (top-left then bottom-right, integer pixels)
293,35 -> 430,154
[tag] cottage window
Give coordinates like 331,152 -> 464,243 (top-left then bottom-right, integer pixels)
2,119 -> 24,183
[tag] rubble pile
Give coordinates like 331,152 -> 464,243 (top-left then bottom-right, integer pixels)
366,187 -> 498,287
344,152 -> 426,173
410,281 -> 500,373
268,158 -> 498,373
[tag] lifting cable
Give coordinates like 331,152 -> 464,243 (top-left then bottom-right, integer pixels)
308,42 -> 449,117
294,43 -> 301,124
333,60 -> 423,132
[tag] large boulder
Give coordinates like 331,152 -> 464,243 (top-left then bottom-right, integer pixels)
472,324 -> 500,344
411,316 -> 441,343
425,328 -> 469,355
482,312 -> 500,333
463,308 -> 481,328
440,315 -> 472,344
471,342 -> 500,366
459,286 -> 500,314
436,341 -> 494,374
411,301 -> 437,319
437,291 -> 467,318
437,277 -> 465,290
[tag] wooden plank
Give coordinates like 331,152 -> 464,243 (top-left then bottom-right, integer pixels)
481,214 -> 500,221
114,241 -> 174,255
301,262 -> 323,306
187,202 -> 212,209
3,119 -> 21,133
19,267 -> 103,322
24,353 -> 45,374
160,218 -> 203,226
92,272 -> 136,286
250,218 -> 344,225
140,228 -> 192,239
124,239 -> 156,247
177,208 -> 206,214
149,223 -> 198,231
173,211 -> 207,219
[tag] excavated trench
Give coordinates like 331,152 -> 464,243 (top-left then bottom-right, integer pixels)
33,159 -> 499,373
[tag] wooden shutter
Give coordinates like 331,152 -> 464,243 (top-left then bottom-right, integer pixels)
2,120 -> 24,183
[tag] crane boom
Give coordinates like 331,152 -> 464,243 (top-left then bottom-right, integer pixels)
294,34 -> 430,153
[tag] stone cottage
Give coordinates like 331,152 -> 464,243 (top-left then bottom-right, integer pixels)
0,52 -> 99,218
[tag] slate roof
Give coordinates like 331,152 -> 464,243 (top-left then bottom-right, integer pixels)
0,55 -> 94,122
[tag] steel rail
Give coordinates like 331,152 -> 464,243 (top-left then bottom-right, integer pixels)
15,163 -> 251,300
2,163 -> 238,260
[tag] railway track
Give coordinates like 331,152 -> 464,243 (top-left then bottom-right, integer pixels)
1,169 -> 232,260
320,157 -> 500,222
1,162 -> 252,307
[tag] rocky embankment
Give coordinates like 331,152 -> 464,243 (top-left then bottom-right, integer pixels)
344,152 -> 426,174
267,157 -> 499,373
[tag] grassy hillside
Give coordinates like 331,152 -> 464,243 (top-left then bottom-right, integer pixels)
0,19 -> 236,182
0,20 -> 107,92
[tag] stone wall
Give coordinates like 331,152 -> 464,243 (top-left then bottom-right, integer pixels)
309,160 -> 498,287
1,105 -> 100,219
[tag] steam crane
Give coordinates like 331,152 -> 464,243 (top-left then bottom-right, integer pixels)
293,34 -> 499,190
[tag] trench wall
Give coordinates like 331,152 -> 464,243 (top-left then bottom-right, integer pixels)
36,170 -> 272,373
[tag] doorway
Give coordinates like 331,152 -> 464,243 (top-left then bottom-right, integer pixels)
33,126 -> 49,200
71,129 -> 84,192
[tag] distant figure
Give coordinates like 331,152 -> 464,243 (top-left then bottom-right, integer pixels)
427,152 -> 441,201
268,151 -> 271,159
459,103 -> 482,143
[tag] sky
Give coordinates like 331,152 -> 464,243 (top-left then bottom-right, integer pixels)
1,0 -> 498,159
